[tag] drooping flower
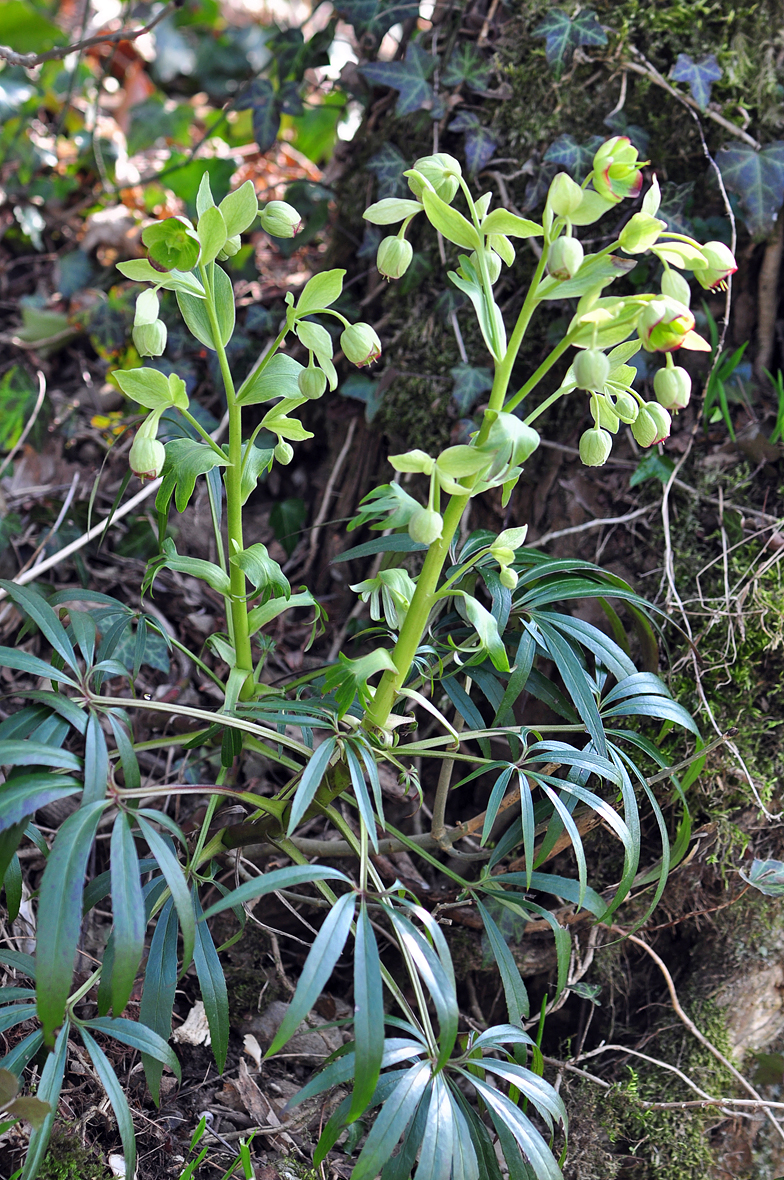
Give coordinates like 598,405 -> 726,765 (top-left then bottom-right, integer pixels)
637,298 -> 695,352
592,137 -> 645,204
259,201 -> 302,238
341,323 -> 382,367
694,241 -> 738,291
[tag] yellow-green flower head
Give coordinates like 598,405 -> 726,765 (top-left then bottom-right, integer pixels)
654,366 -> 691,411
274,441 -> 294,464
592,137 -> 645,204
408,154 -> 462,203
341,322 -> 382,367
612,390 -> 639,424
694,241 -> 737,291
619,212 -> 666,254
259,201 -> 302,238
579,427 -> 613,467
637,298 -> 695,352
377,236 -> 413,280
298,365 -> 327,400
631,402 -> 671,447
547,236 -> 584,280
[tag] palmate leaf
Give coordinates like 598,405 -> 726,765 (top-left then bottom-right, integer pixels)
532,8 -> 607,78
671,52 -> 722,111
366,143 -> 409,200
717,141 -> 784,237
543,134 -> 604,181
36,801 -> 107,1045
360,43 -> 437,118
465,1072 -> 562,1180
418,1073 -> 455,1180
387,910 -> 458,1069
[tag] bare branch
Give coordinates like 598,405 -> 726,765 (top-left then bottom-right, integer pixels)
0,2 -> 176,68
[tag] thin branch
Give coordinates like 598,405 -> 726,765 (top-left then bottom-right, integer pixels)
528,506 -> 652,548
0,2 -> 177,68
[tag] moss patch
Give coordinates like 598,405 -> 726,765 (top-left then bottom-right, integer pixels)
38,1129 -> 110,1180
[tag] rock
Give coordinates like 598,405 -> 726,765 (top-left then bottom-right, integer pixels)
714,962 -> 784,1059
243,1000 -> 343,1064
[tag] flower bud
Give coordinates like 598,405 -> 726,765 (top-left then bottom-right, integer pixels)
341,323 -> 382,367
654,365 -> 691,411
491,545 -> 516,565
619,212 -> 666,254
694,241 -> 737,291
499,566 -> 518,590
592,137 -> 644,204
547,236 -> 584,280
408,154 -> 462,203
129,418 -> 165,481
591,395 -> 620,434
408,507 -> 443,545
646,402 -> 671,442
637,298 -> 695,352
298,365 -> 327,400
612,391 -> 639,423
547,172 -> 584,217
631,404 -> 662,447
274,440 -> 294,465
259,201 -> 302,238
573,349 -> 611,391
470,249 -> 502,285
579,427 -> 613,467
132,320 -> 167,357
377,235 -> 413,280
134,289 -> 159,326
217,234 -> 242,260
661,267 -> 691,306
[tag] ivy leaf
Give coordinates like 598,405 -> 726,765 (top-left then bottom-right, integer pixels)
360,43 -> 436,117
367,143 -> 408,199
671,53 -> 722,111
237,79 -> 280,153
544,134 -> 604,181
741,858 -> 784,897
629,453 -> 675,488
716,141 -> 784,237
449,364 -> 493,416
448,112 -> 498,175
442,43 -> 491,91
532,8 -> 607,79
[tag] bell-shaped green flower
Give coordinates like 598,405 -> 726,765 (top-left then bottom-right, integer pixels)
407,153 -> 462,202
132,320 -> 167,357
612,390 -> 639,423
694,241 -> 737,290
573,349 -> 611,391
377,235 -> 413,280
547,236 -> 584,279
469,248 -> 502,285
579,427 -> 613,467
547,172 -> 584,217
646,402 -> 672,443
129,414 -> 165,481
619,212 -> 666,254
298,365 -> 328,400
654,364 -> 691,411
341,322 -> 382,367
259,201 -> 302,238
408,506 -> 444,545
592,137 -> 645,204
637,298 -> 695,352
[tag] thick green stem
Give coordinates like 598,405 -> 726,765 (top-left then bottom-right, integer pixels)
200,262 -> 253,697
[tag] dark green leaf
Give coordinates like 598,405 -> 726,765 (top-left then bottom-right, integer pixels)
0,1030 -> 44,1079
351,1061 -> 431,1180
0,950 -> 34,980
449,364 -> 493,416
717,141 -> 784,237
741,858 -> 784,898
270,496 -> 307,558
83,713 -> 109,806
333,534 -> 427,563
629,452 -> 675,487
366,144 -> 408,200
442,43 -> 491,91
108,712 -> 141,794
137,816 -> 195,973
287,737 -> 337,833
0,648 -> 77,689
109,815 -> 145,1015
79,1028 -> 137,1180
0,583 -> 78,672
237,78 -> 280,152
0,774 -> 80,832
476,901 -> 529,1024
468,1073 -> 562,1180
139,897 -> 178,1105
4,853 -> 22,922
0,741 -> 81,773
266,892 -> 356,1057
533,8 -> 606,78
19,1021 -> 69,1180
201,864 -> 350,920
543,134 -> 604,181
671,52 -> 722,111
349,902 -> 385,1122
192,892 -> 229,1074
84,1016 -> 181,1078
36,802 -> 106,1045
361,43 -> 436,117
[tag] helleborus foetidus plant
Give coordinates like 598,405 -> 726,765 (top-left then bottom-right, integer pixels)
0,141 -> 723,1180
